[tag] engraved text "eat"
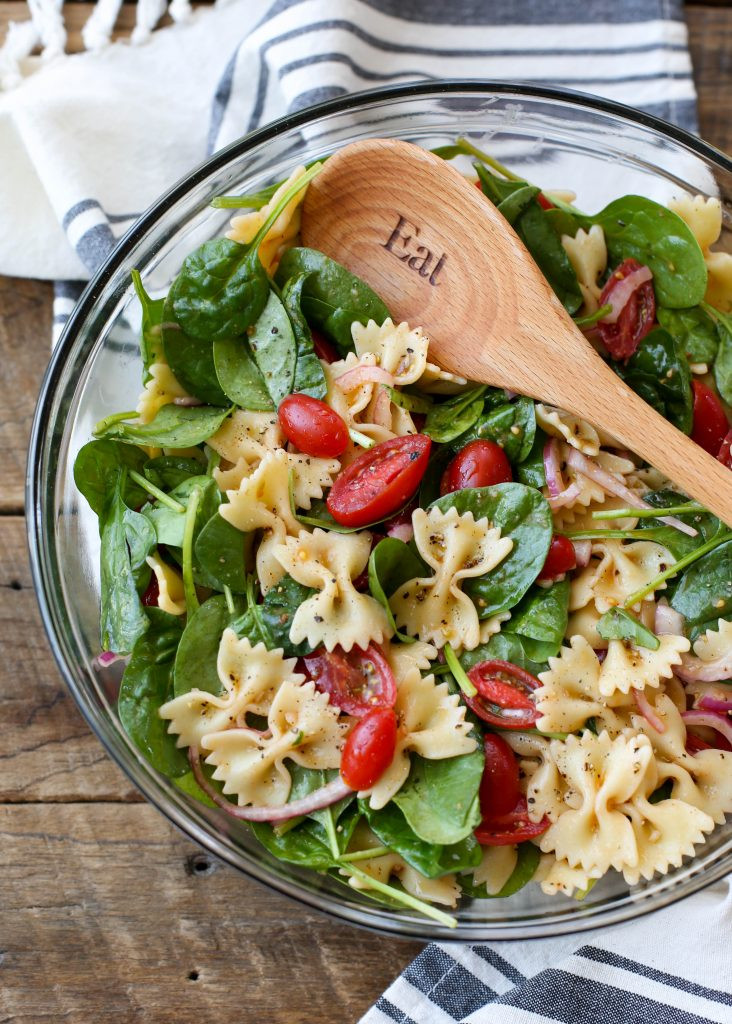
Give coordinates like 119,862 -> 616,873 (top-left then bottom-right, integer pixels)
382,215 -> 447,286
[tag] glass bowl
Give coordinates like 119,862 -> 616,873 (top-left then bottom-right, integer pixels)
28,82 -> 732,941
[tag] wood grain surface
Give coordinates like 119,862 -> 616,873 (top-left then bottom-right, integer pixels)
1,5 -> 731,1022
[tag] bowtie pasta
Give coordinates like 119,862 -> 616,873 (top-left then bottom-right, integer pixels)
78,143 -> 732,928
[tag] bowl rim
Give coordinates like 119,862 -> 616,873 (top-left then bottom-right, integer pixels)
27,80 -> 732,942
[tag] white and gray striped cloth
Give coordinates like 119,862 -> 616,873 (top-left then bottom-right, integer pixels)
4,1 -> 731,1021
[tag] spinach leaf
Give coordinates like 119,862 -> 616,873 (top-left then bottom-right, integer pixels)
360,800 -> 482,878
576,197 -> 707,308
635,489 -> 723,559
161,295 -> 229,406
460,631 -> 547,676
94,403 -> 231,448
194,512 -> 251,592
504,579 -> 569,661
497,184 -> 541,225
123,505 -> 156,593
143,476 -> 220,548
515,201 -> 583,314
282,273 -> 328,400
474,163 -> 526,205
118,608 -> 187,776
174,770 -> 217,808
250,820 -> 337,871
212,335 -> 274,411
432,483 -> 553,617
597,607 -> 660,650
460,842 -> 540,899
131,269 -> 165,381
169,237 -> 269,343
99,473 -> 151,654
392,748 -> 484,846
173,594 -> 238,697
369,537 -> 428,640
248,289 -> 297,406
389,387 -> 433,414
516,427 -> 547,487
232,574 -> 316,657
671,538 -> 732,628
450,397 -> 536,463
656,306 -> 718,365
143,455 -> 204,491
705,305 -> 732,404
74,439 -> 148,518
423,386 -> 487,443
275,247 -> 390,354
613,327 -> 692,434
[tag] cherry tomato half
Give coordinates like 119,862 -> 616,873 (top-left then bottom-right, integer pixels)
538,534 -> 576,581
464,660 -> 541,730
597,258 -> 655,361
311,328 -> 339,364
536,193 -> 555,210
691,380 -> 730,456
685,728 -> 732,754
440,440 -> 513,495
278,394 -> 348,458
718,429 -> 732,470
340,707 -> 397,790
475,797 -> 550,846
302,643 -> 396,717
327,434 -> 432,527
141,573 -> 160,607
479,733 -> 521,821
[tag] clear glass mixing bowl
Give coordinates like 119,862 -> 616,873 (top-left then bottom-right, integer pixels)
27,82 -> 732,941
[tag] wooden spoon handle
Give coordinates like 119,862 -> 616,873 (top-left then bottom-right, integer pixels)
565,358 -> 732,527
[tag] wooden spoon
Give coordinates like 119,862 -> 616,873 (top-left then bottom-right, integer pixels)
301,138 -> 732,527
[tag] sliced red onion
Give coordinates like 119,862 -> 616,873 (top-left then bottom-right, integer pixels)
371,387 -> 392,428
681,710 -> 732,747
173,396 -> 203,407
388,522 -> 414,543
676,648 -> 732,684
633,688 -> 666,733
699,693 -> 732,713
189,746 -> 352,821
654,603 -> 685,636
543,438 -> 563,498
572,539 -> 592,568
599,265 -> 653,324
548,481 -> 582,511
95,651 -> 122,668
564,448 -> 697,537
335,365 -> 394,392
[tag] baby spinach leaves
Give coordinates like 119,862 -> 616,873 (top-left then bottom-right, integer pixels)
275,247 -> 390,353
232,574 -> 316,657
74,439 -> 149,518
161,295 -> 229,406
360,800 -> 482,878
143,455 -> 204,491
576,197 -> 707,308
368,537 -> 427,641
423,386 -> 488,443
282,273 -> 328,401
118,608 -> 188,777
248,289 -> 297,406
130,270 -> 165,380
635,489 -> 723,559
597,607 -> 660,650
460,631 -> 547,677
392,748 -> 484,846
143,476 -> 220,548
703,304 -> 732,404
432,483 -> 553,617
173,594 -> 241,697
504,579 -> 570,662
671,537 -> 732,630
94,403 -> 231,449
194,513 -> 251,592
612,327 -> 692,434
450,396 -> 536,463
212,335 -> 274,410
657,306 -> 718,365
516,427 -> 547,488
460,842 -> 540,899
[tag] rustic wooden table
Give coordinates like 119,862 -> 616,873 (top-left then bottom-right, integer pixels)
1,4 -> 731,1021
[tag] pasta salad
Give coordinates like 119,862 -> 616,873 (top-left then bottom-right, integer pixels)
75,141 -> 732,927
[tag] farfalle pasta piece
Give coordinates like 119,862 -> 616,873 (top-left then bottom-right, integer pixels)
621,791 -> 714,884
472,845 -> 518,895
569,539 -> 675,613
159,633 -> 304,749
136,362 -> 190,424
478,610 -> 511,644
535,635 -> 628,734
220,449 -> 302,592
381,639 -> 438,681
145,553 -> 185,615
691,617 -> 732,662
274,528 -> 391,652
365,668 -> 476,809
599,633 -> 689,697
202,679 -> 346,807
534,854 -> 601,898
351,318 -> 429,386
669,193 -> 732,312
561,225 -> 607,312
549,451 -> 639,526
390,506 -> 513,650
344,824 -> 460,906
227,164 -> 310,273
536,403 -> 600,456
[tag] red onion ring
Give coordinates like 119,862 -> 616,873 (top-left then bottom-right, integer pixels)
564,448 -> 697,537
676,647 -> 732,683
335,365 -> 394,392
599,265 -> 653,324
387,522 -> 414,543
681,710 -> 732,748
94,651 -> 122,668
543,438 -> 563,498
571,539 -> 592,568
371,387 -> 392,428
654,603 -> 685,636
173,396 -> 203,407
633,688 -> 666,733
189,747 -> 352,821
698,693 -> 732,713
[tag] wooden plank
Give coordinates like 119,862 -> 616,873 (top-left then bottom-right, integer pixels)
0,517 -> 140,802
0,277 -> 51,513
687,6 -> 732,155
0,802 -> 422,1024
